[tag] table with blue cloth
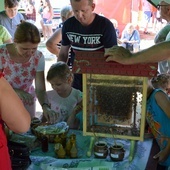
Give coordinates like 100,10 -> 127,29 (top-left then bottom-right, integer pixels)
23,130 -> 154,170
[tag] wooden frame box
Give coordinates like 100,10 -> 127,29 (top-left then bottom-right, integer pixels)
72,51 -> 157,141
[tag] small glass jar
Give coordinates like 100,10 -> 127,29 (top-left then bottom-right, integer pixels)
94,141 -> 108,158
109,143 -> 125,161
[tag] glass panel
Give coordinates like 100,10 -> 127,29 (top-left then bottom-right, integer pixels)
84,74 -> 147,140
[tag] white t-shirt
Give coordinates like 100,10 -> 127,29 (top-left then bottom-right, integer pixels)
47,88 -> 82,122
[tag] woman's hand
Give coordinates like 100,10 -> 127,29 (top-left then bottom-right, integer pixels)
15,88 -> 34,105
42,105 -> 59,124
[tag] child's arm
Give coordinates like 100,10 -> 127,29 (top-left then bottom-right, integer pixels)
153,139 -> 170,163
67,102 -> 82,129
155,91 -> 170,118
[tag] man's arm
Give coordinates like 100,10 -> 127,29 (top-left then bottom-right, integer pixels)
57,45 -> 70,62
46,28 -> 62,56
105,41 -> 170,65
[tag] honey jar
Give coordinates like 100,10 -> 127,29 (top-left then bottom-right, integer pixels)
94,141 -> 108,158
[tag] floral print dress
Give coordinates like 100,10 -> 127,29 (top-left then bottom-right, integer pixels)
0,45 -> 44,117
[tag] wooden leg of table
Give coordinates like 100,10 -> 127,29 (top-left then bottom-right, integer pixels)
129,140 -> 136,162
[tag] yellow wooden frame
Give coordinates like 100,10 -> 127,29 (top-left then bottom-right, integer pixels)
83,74 -> 148,141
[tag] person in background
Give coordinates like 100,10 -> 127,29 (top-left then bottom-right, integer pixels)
147,73 -> 170,168
110,18 -> 120,38
0,73 -> 31,170
46,5 -> 73,57
0,25 -> 12,45
46,62 -> 83,129
0,0 -> 24,39
56,5 -> 73,30
156,7 -> 164,32
25,1 -> 36,24
42,0 -> 53,41
142,0 -> 152,34
38,0 -> 46,38
151,5 -> 158,33
119,23 -> 140,52
0,21 -> 58,124
58,0 -> 117,91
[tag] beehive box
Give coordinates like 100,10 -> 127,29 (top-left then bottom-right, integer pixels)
72,51 -> 157,141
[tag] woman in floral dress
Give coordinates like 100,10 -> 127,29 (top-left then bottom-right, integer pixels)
0,21 -> 58,124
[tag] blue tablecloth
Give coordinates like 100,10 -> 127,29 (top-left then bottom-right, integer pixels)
27,130 -> 153,170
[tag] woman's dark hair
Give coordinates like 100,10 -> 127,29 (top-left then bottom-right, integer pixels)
14,21 -> 41,44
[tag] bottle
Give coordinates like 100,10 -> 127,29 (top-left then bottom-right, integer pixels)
65,139 -> 72,156
70,141 -> 77,158
70,133 -> 76,146
54,134 -> 62,144
57,144 -> 66,158
60,133 -> 67,148
41,135 -> 48,152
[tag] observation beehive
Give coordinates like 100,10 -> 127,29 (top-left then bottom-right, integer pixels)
72,51 -> 157,141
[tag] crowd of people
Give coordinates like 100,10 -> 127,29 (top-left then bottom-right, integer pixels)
1,0 -> 170,169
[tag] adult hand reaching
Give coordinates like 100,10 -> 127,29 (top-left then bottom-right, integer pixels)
42,105 -> 59,124
104,46 -> 133,65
